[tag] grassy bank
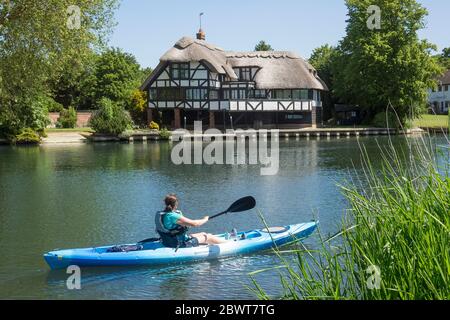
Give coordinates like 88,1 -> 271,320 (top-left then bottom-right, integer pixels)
251,136 -> 449,300
413,115 -> 449,129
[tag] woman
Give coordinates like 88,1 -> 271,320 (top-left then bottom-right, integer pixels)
155,194 -> 226,248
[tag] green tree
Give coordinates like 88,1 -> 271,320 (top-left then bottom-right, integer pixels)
90,48 -> 142,108
435,48 -> 450,70
333,0 -> 442,125
309,45 -> 340,121
254,41 -> 273,51
0,0 -> 119,138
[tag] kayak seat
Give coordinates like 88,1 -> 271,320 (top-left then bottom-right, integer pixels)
106,244 -> 144,253
260,226 -> 289,234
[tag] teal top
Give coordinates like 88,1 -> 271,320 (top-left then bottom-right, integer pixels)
162,210 -> 189,242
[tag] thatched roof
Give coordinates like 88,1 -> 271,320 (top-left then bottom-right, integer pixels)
160,37 -> 238,80
141,37 -> 328,91
226,51 -> 328,90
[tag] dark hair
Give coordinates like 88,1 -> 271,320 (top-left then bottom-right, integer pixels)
164,194 -> 178,212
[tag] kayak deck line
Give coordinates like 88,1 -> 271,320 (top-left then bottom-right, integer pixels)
43,222 -> 318,270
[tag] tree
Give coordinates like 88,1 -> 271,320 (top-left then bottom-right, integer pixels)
309,45 -> 340,121
90,48 -> 142,108
89,98 -> 132,135
0,0 -> 119,137
435,48 -> 450,70
332,0 -> 442,125
254,41 -> 273,51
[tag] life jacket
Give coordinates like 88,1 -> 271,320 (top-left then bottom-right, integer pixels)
155,210 -> 188,248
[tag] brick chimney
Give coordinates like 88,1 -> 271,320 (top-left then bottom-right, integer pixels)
196,28 -> 206,41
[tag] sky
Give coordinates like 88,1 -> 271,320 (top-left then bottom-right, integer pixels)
109,0 -> 449,69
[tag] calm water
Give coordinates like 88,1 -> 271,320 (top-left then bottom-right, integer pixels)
0,135 -> 448,299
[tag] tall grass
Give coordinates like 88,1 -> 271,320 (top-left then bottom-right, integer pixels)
250,135 -> 450,300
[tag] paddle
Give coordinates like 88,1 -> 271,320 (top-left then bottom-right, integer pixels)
138,196 -> 256,244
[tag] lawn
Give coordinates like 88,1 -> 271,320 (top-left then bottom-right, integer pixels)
413,114 -> 449,129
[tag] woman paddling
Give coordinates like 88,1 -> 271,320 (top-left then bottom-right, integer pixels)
155,194 -> 226,248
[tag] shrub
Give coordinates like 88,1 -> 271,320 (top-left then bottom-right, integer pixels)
159,127 -> 171,140
56,107 -> 77,128
15,128 -> 41,144
372,111 -> 402,128
126,89 -> 147,126
46,98 -> 64,113
89,98 -> 132,135
149,121 -> 160,130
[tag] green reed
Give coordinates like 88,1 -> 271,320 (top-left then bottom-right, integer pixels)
250,135 -> 450,300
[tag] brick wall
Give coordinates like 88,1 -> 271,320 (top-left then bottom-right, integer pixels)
48,111 -> 93,128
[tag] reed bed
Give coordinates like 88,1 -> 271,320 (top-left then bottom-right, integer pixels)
250,134 -> 450,300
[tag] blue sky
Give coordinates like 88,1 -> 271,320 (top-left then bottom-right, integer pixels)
109,0 -> 449,69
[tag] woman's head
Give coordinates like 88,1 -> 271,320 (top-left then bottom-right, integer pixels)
164,194 -> 178,212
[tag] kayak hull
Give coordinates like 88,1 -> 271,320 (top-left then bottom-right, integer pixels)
43,222 -> 317,270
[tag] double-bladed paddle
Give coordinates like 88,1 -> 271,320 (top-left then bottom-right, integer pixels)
138,196 -> 256,244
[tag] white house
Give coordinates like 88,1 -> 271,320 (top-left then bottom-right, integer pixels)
141,30 -> 328,129
428,69 -> 450,114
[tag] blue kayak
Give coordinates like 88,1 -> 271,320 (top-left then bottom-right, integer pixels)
43,222 -> 317,270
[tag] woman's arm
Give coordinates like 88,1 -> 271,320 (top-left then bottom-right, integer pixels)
177,216 -> 209,227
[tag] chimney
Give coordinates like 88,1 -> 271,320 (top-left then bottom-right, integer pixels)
196,28 -> 206,41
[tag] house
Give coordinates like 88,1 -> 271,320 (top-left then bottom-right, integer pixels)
140,30 -> 328,130
334,104 -> 363,126
428,69 -> 450,114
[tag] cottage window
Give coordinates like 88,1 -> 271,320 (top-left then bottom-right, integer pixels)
171,63 -> 190,80
186,88 -> 208,100
249,90 -> 266,99
223,90 -> 230,100
149,88 -> 157,100
209,90 -> 219,100
239,68 -> 252,81
273,90 -> 292,100
158,88 -> 184,100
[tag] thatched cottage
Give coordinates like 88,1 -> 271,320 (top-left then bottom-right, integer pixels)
141,30 -> 328,129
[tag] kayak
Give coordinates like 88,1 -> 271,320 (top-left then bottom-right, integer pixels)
43,222 -> 317,270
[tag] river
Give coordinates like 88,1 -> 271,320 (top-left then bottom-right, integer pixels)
0,135 -> 447,299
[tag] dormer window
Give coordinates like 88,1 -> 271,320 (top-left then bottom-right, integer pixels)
233,67 -> 252,81
239,67 -> 252,81
170,63 -> 190,80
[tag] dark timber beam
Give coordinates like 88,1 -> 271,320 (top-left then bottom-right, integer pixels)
174,108 -> 181,129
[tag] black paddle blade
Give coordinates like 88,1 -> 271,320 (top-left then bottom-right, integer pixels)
138,237 -> 160,244
226,196 -> 256,213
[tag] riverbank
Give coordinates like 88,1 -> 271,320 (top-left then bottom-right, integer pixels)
0,127 -> 428,145
413,114 -> 449,131
42,132 -> 91,144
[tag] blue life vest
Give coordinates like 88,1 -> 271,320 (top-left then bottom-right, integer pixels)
154,211 -> 188,248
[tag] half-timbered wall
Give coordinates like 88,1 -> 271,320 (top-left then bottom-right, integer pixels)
149,62 -> 220,89
147,61 -> 323,112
